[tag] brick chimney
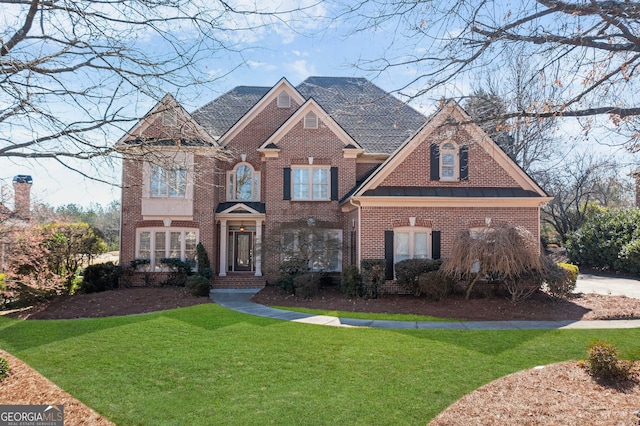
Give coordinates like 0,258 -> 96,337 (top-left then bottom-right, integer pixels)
12,175 -> 32,220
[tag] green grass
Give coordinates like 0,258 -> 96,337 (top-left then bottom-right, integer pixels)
273,306 -> 463,322
1,305 -> 639,425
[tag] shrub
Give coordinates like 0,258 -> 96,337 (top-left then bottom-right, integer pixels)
417,270 -> 454,301
584,340 -> 633,381
395,258 -> 442,296
544,262 -> 578,299
130,258 -> 151,270
567,208 -> 640,273
501,271 -> 543,303
185,275 -> 211,297
294,273 -> 320,299
618,239 -> 640,275
196,242 -> 211,270
78,262 -> 121,294
340,265 -> 362,298
159,258 -> 193,287
278,258 -> 308,294
0,357 -> 8,383
360,259 -> 386,299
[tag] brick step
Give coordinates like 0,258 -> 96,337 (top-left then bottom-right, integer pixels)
212,274 -> 266,289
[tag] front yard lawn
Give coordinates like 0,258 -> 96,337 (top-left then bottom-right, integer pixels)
1,304 -> 639,425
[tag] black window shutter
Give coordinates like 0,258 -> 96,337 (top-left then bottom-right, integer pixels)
432,231 -> 441,260
384,230 -> 394,280
430,143 -> 440,181
283,167 -> 291,200
459,145 -> 469,181
330,167 -> 338,201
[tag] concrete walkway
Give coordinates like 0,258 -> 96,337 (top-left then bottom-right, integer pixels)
210,277 -> 640,330
576,272 -> 640,299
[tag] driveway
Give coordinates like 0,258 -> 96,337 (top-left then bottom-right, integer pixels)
576,272 -> 640,299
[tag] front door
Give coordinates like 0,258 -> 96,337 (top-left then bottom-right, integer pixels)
234,232 -> 253,271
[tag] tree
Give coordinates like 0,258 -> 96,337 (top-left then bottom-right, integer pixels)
342,1 -> 640,143
464,52 -> 560,172
1,0 -> 319,179
538,154 -> 633,243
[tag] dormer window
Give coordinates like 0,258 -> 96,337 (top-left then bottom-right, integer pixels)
277,91 -> 291,108
227,163 -> 260,201
440,142 -> 458,180
430,142 -> 468,181
304,112 -> 318,129
162,109 -> 177,127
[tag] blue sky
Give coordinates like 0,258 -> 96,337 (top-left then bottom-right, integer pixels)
2,1 -> 632,208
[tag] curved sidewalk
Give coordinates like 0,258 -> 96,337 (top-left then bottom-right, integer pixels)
210,288 -> 640,330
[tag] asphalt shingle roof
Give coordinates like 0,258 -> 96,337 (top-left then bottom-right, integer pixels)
362,187 -> 542,198
191,77 -> 427,153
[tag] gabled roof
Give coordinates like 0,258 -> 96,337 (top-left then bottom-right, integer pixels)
191,76 -> 427,153
351,100 -> 550,201
117,94 -> 217,147
258,98 -> 363,151
296,77 -> 426,154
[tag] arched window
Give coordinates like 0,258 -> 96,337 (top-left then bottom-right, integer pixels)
440,142 -> 458,180
227,163 -> 260,201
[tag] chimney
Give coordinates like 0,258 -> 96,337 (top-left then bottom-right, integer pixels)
12,175 -> 32,220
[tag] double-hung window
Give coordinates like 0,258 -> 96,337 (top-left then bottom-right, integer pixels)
151,165 -> 187,198
394,227 -> 431,264
292,167 -> 329,200
440,142 -> 458,181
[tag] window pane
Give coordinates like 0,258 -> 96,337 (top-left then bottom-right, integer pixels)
414,233 -> 428,259
442,153 -> 455,166
151,166 -> 167,197
293,169 -> 309,199
228,172 -> 234,200
253,173 -> 260,201
139,232 -> 151,259
185,232 -> 197,267
327,230 -> 341,271
236,165 -> 252,200
170,232 -> 181,258
169,168 -> 186,197
312,168 -> 328,199
395,232 -> 409,263
442,166 -> 455,178
155,232 -> 166,262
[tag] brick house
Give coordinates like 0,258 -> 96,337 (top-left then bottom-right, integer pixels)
118,77 -> 551,288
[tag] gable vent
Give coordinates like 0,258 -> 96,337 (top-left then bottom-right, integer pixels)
304,112 -> 318,129
277,91 -> 291,108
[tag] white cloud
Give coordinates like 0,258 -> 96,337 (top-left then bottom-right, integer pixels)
286,60 -> 317,81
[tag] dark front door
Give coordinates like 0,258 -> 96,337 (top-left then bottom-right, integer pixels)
234,232 -> 253,271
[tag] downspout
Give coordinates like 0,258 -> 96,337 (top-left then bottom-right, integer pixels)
349,197 -> 362,271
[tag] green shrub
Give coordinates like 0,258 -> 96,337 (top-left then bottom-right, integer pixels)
197,267 -> 213,280
417,270 -> 454,301
360,259 -> 386,299
395,258 -> 442,295
545,263 -> 578,299
340,265 -> 362,298
185,275 -> 211,297
0,357 -> 8,383
79,262 -> 121,294
618,239 -> 640,275
130,258 -> 151,270
196,242 -> 211,270
567,208 -> 640,273
584,340 -> 633,381
294,273 -> 320,299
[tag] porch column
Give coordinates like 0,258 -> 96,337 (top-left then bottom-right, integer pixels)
219,219 -> 227,276
254,219 -> 263,277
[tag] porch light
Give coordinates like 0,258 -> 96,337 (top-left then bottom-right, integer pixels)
240,222 -> 245,232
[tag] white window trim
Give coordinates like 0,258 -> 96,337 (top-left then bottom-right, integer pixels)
227,162 -> 261,201
281,229 -> 342,272
277,91 -> 291,108
291,166 -> 330,201
135,228 -> 199,271
439,141 -> 459,181
393,226 -> 432,265
304,112 -> 318,129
